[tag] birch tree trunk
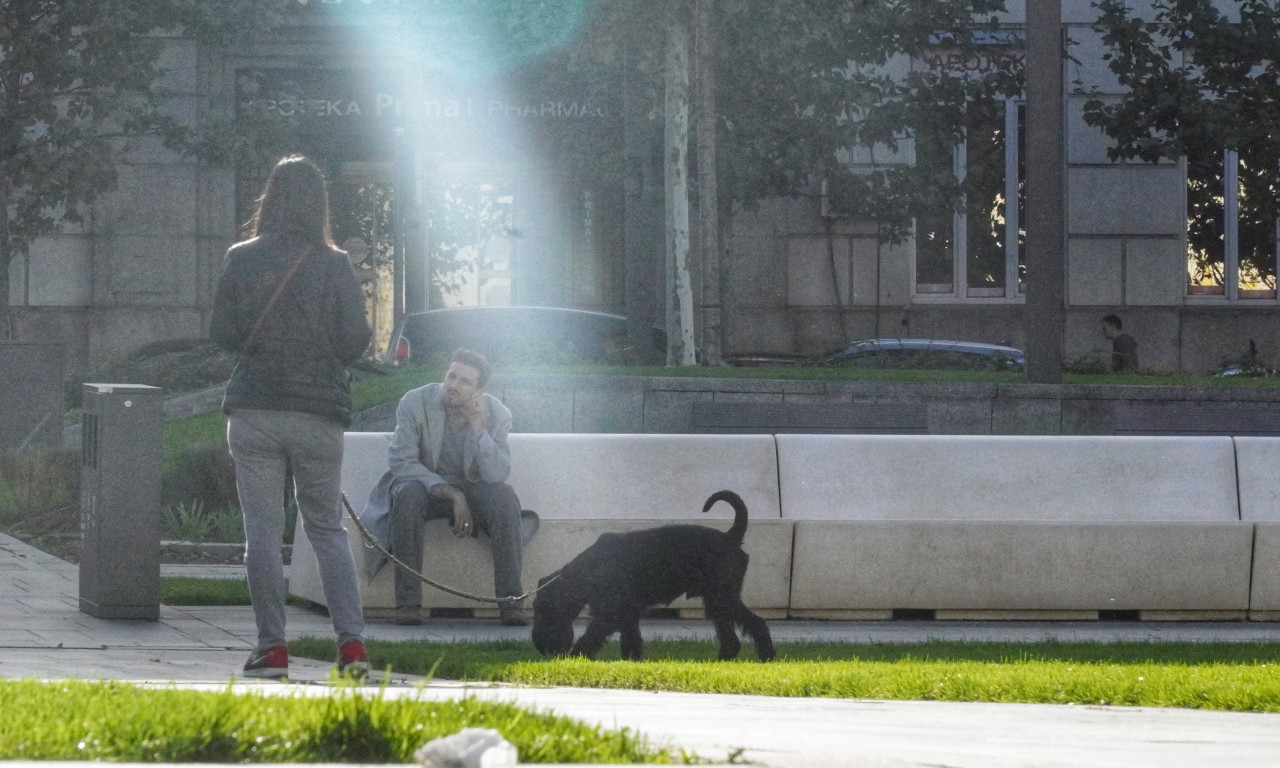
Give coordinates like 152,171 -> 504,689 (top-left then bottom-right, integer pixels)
694,0 -> 720,365
664,1 -> 696,366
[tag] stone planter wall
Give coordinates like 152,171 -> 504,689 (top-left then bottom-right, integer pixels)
349,374 -> 1280,436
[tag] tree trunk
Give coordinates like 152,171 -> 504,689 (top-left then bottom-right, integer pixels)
693,0 -> 721,365
664,1 -> 696,366
0,178 -> 11,340
622,33 -> 663,362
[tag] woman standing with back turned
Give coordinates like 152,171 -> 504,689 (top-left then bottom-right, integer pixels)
210,155 -> 371,679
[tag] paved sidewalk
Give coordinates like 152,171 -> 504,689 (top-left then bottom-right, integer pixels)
3,532 -> 1280,767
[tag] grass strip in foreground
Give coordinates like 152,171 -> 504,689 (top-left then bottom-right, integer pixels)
291,638 -> 1280,713
0,679 -> 678,763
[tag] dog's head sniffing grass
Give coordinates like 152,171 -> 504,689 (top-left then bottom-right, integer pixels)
531,568 -> 581,656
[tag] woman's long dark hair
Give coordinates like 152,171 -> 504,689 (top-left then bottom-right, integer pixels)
248,155 -> 334,247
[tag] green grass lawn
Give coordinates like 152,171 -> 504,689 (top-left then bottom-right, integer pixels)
0,679 -> 675,763
291,637 -> 1280,713
156,579 -> 1280,713
160,576 -> 250,606
160,577 -> 319,608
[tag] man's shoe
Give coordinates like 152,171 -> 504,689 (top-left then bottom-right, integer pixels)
243,646 -> 288,679
337,640 -> 368,679
499,605 -> 527,627
395,605 -> 424,626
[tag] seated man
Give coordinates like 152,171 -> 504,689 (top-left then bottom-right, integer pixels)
1102,314 -> 1138,372
361,348 -> 529,626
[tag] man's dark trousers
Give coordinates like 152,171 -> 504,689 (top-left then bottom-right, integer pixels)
388,479 -> 524,609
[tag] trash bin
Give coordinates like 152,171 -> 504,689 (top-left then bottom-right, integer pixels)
79,383 -> 163,620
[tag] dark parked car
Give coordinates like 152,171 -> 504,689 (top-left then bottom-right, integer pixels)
819,338 -> 1026,370
386,306 -> 664,366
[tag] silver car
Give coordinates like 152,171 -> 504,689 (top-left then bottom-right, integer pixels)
820,338 -> 1026,370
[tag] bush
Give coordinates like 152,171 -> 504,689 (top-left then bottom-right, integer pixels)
160,500 -> 303,545
0,449 -> 78,525
162,442 -> 238,511
162,501 -> 245,543
160,443 -> 310,544
1065,351 -> 1111,374
0,476 -> 18,527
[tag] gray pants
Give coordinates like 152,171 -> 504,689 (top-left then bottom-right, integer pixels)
227,409 -> 364,650
389,479 -> 524,608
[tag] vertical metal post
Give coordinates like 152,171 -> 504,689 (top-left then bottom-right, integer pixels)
954,141 -> 968,296
1224,149 -> 1239,300
397,128 -> 429,315
1025,0 -> 1066,383
1005,100 -> 1023,298
393,128 -> 407,326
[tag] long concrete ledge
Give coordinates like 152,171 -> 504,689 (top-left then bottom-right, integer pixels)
290,432 -> 1274,619
775,434 -> 1240,522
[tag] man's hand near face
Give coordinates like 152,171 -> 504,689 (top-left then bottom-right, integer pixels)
462,393 -> 485,434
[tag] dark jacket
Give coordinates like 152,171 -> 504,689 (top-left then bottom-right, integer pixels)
1111,333 -> 1139,372
210,230 -> 372,426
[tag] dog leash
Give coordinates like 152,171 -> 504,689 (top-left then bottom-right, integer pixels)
340,492 -> 556,606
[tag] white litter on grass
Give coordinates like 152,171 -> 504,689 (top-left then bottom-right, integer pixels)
414,727 -> 518,768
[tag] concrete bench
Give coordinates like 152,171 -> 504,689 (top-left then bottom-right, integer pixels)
779,434 -> 1254,620
290,430 -> 1268,622
691,402 -> 927,434
289,432 -> 793,619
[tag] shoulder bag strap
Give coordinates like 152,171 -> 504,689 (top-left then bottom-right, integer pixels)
242,244 -> 313,353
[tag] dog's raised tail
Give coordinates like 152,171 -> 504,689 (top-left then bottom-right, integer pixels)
702,490 -> 749,545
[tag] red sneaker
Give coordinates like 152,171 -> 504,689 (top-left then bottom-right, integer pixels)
337,640 -> 368,679
243,646 -> 288,679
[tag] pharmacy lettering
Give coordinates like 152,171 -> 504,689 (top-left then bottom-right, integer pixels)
924,30 -> 1026,74
236,69 -> 608,127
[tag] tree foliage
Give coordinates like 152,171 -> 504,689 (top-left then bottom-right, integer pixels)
0,0 -> 289,316
567,0 -> 1022,243
1082,0 -> 1280,286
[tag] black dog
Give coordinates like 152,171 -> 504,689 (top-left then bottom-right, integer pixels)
531,490 -> 775,661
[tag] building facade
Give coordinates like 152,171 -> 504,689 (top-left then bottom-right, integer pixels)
11,1 -> 1277,374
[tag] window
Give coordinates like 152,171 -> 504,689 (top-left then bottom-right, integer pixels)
429,179 -> 516,307
914,99 -> 1025,299
1186,148 -> 1279,299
